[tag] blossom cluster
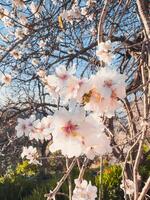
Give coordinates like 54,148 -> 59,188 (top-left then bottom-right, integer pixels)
41,64 -> 126,117
12,33 -> 126,166
120,179 -> 134,196
15,39 -> 126,162
61,5 -> 81,24
15,115 -> 52,142
72,179 -> 97,200
15,106 -> 111,160
1,74 -> 12,85
21,146 -> 41,165
50,107 -> 111,159
60,0 -> 96,24
16,62 -> 126,162
96,40 -> 114,64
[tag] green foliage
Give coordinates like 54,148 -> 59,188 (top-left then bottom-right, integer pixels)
22,176 -> 68,200
139,145 -> 150,181
22,181 -> 51,200
0,175 -> 37,200
1,159 -> 150,200
96,165 -> 124,200
142,144 -> 150,153
16,161 -> 38,176
0,160 -> 69,200
0,161 -> 39,200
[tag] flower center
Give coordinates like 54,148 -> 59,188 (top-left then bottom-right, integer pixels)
62,120 -> 78,136
82,89 -> 103,104
79,80 -> 83,87
111,89 -> 117,100
22,124 -> 27,130
91,89 -> 103,103
104,80 -> 112,88
58,74 -> 68,80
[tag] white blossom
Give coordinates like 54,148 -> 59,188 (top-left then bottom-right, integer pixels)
120,179 -> 134,196
72,179 -> 97,200
49,107 -> 111,158
19,15 -> 28,25
49,107 -> 86,158
81,7 -> 87,16
15,115 -> 36,137
32,58 -> 39,65
21,146 -> 40,165
3,17 -> 14,27
96,41 -> 114,64
1,8 -> 9,17
44,65 -> 76,100
87,14 -> 94,21
1,74 -> 12,85
10,49 -> 22,59
29,116 -> 52,141
0,6 -> 5,19
82,67 -> 126,117
59,76 -> 80,103
15,28 -> 25,39
39,40 -> 46,48
61,5 -> 81,24
37,69 -> 46,77
12,0 -> 25,8
86,0 -> 96,7
29,2 -> 41,18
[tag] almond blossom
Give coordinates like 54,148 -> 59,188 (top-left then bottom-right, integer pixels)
55,65 -> 76,86
21,146 -> 41,165
61,5 -> 81,24
0,7 -> 8,19
32,58 -> 39,66
49,107 -> 111,158
44,75 -> 59,100
0,6 -> 5,19
81,7 -> 87,16
3,18 -> 14,27
81,67 -> 126,117
12,0 -> 25,8
49,107 -> 86,158
59,76 -> 80,103
39,40 -> 46,48
72,179 -> 97,200
19,15 -> 28,25
82,114 -> 112,159
75,77 -> 90,103
86,0 -> 96,7
43,65 -> 76,100
37,69 -> 46,77
15,115 -> 36,137
15,28 -> 25,39
10,49 -> 22,59
96,40 -> 114,64
120,179 -> 134,196
29,2 -> 41,18
1,74 -> 12,85
29,116 -> 52,141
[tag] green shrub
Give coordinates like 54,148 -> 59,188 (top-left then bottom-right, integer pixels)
1,159 -> 149,200
0,161 -> 39,200
139,145 -> 150,182
22,173 -> 73,200
0,160 -> 69,200
16,160 -> 38,176
96,165 -> 124,200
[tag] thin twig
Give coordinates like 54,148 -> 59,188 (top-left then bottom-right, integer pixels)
98,0 -> 110,43
78,157 -> 88,181
45,158 -> 77,200
137,177 -> 150,200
